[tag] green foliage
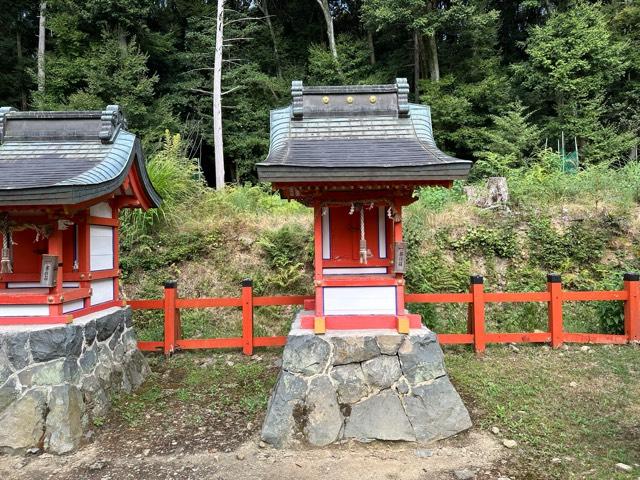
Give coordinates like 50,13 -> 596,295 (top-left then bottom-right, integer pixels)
527,217 -> 609,273
513,1 -> 634,164
413,183 -> 466,213
471,101 -> 542,179
120,229 -> 220,277
307,34 -> 387,85
121,130 -> 205,238
256,224 -> 312,294
204,184 -> 307,216
451,226 -> 518,259
4,0 -> 639,176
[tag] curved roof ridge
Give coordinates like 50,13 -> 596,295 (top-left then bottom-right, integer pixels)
257,82 -> 471,184
0,106 -> 160,208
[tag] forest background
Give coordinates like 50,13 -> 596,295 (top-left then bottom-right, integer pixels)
2,0 -> 639,183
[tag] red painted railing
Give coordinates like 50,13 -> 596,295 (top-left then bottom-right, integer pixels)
129,273 -> 640,355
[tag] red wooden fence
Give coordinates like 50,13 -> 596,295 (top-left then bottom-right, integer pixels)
129,273 -> 640,356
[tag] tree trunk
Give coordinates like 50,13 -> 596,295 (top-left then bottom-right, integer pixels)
425,33 -> 439,81
116,24 -> 128,52
425,0 -> 440,82
257,0 -> 282,78
316,0 -> 337,60
213,0 -> 225,190
367,30 -> 375,65
413,30 -> 420,100
16,29 -> 27,109
37,1 -> 46,93
418,35 -> 428,80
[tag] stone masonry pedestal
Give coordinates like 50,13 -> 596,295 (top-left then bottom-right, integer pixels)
0,306 -> 149,454
261,312 -> 472,447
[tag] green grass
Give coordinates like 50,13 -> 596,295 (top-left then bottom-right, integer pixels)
108,344 -> 638,479
446,344 -> 640,479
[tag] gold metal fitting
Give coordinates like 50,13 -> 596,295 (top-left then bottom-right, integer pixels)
397,316 -> 410,334
369,95 -> 377,104
47,296 -> 54,303
346,96 -> 354,104
314,280 -> 323,287
322,96 -> 330,104
397,278 -> 405,286
314,316 -> 326,335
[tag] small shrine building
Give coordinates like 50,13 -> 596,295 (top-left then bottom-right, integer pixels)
0,105 -> 160,324
258,79 -> 471,333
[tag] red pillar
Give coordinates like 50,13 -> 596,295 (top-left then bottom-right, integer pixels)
241,278 -> 254,355
547,274 -> 563,348
48,224 -> 65,318
624,273 -> 640,342
313,205 -> 325,333
470,275 -> 485,354
163,280 -> 178,356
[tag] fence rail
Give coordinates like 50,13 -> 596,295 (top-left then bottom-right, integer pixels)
129,273 -> 640,355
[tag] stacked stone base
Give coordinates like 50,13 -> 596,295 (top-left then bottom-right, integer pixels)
261,313 -> 471,447
0,307 -> 149,454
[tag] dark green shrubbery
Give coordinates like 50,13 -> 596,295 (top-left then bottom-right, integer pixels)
527,217 -> 609,272
451,225 -> 518,259
255,224 -> 313,295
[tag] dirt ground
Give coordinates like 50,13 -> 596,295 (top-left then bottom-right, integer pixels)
0,430 -> 509,480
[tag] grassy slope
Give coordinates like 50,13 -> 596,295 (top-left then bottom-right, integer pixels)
122,176 -> 640,341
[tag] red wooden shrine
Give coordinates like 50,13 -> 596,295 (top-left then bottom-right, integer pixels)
0,106 -> 160,325
257,80 -> 471,333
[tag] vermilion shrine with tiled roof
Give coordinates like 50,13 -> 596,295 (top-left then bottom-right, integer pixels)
258,79 -> 471,333
0,105 -> 160,325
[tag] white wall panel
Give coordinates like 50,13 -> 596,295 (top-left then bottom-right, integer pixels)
323,286 -> 396,315
323,267 -> 387,275
89,202 -> 113,218
91,278 -> 114,305
63,299 -> 85,314
0,304 -> 49,317
90,226 -> 114,271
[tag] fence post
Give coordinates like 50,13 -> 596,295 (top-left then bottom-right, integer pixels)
241,279 -> 254,356
547,274 -> 563,348
470,276 -> 485,354
163,280 -> 178,356
624,273 -> 640,342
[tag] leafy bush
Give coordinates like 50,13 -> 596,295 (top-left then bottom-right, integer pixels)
527,217 -> 608,272
205,183 -> 307,216
413,183 -> 466,213
121,230 -> 220,277
121,130 -> 205,237
256,224 -> 312,294
451,226 -> 518,258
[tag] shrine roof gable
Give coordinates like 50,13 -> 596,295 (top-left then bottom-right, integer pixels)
0,106 -> 160,208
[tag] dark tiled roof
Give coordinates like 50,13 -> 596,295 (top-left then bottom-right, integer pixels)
257,79 -> 471,183
0,106 -> 160,207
